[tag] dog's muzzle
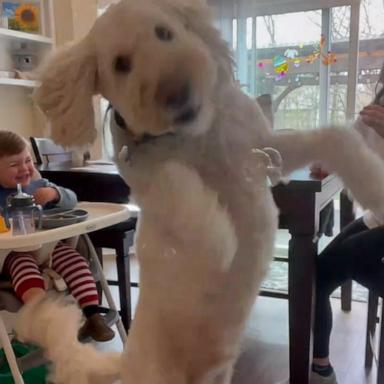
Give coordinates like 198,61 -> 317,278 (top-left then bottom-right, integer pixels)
112,106 -> 175,144
157,82 -> 201,125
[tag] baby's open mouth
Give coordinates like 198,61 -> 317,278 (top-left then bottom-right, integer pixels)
16,174 -> 31,183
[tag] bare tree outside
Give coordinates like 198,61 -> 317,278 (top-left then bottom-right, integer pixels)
262,16 -> 276,46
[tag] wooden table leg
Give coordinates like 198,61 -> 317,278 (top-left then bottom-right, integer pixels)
340,190 -> 354,312
288,233 -> 317,384
341,280 -> 352,312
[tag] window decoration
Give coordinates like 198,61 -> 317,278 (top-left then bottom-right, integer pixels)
257,35 -> 337,81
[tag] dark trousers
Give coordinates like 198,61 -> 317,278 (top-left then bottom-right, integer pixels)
314,218 -> 384,358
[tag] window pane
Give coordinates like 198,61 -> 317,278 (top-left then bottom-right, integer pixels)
355,0 -> 384,116
254,11 -> 322,130
329,6 -> 351,125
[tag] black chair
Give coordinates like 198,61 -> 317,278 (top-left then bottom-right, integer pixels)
29,137 -> 137,330
30,137 -> 73,164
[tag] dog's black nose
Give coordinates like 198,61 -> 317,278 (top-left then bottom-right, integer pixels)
165,84 -> 190,109
157,82 -> 191,110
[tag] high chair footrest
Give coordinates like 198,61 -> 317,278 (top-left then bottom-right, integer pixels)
99,307 -> 119,328
17,348 -> 48,373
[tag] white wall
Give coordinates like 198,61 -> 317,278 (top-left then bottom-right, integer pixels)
0,88 -> 41,138
0,38 -> 45,138
49,0 -> 102,158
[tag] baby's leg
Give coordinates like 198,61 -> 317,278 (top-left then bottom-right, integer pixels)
51,242 -> 99,309
51,242 -> 115,342
3,252 -> 45,303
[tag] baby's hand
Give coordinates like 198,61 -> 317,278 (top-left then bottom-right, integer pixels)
33,187 -> 60,206
359,105 -> 384,138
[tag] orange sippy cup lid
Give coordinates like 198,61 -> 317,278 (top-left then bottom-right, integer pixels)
0,215 -> 9,233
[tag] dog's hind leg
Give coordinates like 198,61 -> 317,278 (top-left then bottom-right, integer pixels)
264,127 -> 384,221
15,295 -> 121,384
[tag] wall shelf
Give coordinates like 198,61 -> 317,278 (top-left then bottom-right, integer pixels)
0,78 -> 40,88
0,27 -> 53,46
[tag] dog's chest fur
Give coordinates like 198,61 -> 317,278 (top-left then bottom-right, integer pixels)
112,96 -> 276,235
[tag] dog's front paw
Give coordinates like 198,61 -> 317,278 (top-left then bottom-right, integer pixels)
247,147 -> 286,186
118,145 -> 131,163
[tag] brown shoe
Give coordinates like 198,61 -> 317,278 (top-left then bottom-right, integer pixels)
78,313 -> 115,342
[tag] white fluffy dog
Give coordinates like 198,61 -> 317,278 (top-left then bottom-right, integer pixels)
16,0 -> 384,383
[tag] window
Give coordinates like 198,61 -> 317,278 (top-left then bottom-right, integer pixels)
253,10 -> 323,130
355,0 -> 384,115
209,0 -> 362,129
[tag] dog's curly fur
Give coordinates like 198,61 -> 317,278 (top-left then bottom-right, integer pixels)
16,0 -> 384,383
15,295 -> 120,384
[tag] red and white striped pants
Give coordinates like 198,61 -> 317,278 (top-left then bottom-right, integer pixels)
3,242 -> 99,307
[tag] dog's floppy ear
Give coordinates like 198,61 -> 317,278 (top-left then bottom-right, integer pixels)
170,0 -> 233,81
34,39 -> 97,147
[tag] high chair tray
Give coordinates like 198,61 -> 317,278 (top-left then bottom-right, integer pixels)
0,202 -> 132,251
41,209 -> 89,229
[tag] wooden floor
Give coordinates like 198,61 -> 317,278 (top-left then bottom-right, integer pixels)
2,253 -> 379,384
102,254 -> 379,384
232,297 -> 377,384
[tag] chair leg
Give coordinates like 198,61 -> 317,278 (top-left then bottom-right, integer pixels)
83,234 -> 127,343
341,280 -> 352,312
378,299 -> 384,384
95,247 -> 104,304
0,317 -> 24,384
366,291 -> 379,368
340,191 -> 354,312
116,229 -> 135,331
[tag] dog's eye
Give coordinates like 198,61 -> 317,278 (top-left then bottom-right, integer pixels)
155,26 -> 173,41
114,55 -> 132,73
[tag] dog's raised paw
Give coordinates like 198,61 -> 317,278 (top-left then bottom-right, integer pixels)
118,145 -> 131,163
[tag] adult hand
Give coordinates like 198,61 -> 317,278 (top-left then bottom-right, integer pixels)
33,187 -> 59,206
359,105 -> 384,138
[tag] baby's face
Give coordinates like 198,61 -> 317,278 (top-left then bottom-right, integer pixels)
0,148 -> 35,188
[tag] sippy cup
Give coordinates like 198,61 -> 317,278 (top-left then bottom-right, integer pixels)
4,184 -> 42,235
0,211 -> 9,233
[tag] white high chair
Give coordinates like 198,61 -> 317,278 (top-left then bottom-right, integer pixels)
0,202 -> 131,384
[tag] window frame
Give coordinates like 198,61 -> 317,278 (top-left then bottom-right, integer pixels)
210,0 -> 361,125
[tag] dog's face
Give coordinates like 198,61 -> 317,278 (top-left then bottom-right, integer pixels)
34,0 -> 232,147
95,1 -> 217,139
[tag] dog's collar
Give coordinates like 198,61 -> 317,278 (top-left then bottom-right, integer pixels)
111,106 -> 176,144
113,108 -> 127,130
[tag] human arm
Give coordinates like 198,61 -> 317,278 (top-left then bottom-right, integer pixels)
359,105 -> 384,138
32,179 -> 77,209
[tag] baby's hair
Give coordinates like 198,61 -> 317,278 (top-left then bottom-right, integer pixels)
0,131 -> 29,159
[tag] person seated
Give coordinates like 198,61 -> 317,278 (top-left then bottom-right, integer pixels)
309,64 -> 384,384
0,130 -> 115,342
